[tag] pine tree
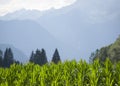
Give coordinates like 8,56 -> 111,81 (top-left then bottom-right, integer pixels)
0,50 -> 3,67
41,49 -> 48,65
3,48 -> 14,67
29,51 -> 34,62
34,49 -> 41,65
52,49 -> 61,64
29,49 -> 48,66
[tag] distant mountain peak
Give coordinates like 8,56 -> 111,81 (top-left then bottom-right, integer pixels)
0,3 -> 76,21
0,9 -> 43,21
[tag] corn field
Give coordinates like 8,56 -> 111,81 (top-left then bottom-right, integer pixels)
0,59 -> 120,86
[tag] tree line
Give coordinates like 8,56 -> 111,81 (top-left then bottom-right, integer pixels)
1,35 -> 120,67
89,35 -> 120,63
0,48 -> 19,67
0,48 -> 61,68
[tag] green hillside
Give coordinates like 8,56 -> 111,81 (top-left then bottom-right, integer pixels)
90,36 -> 120,63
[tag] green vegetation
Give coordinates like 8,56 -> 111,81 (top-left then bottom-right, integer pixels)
0,36 -> 120,85
0,48 -> 61,67
0,59 -> 120,86
29,49 -> 48,66
90,36 -> 120,63
0,48 -> 19,68
51,49 -> 61,64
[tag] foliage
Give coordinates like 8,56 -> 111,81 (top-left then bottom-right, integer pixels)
52,49 -> 61,64
29,49 -> 48,66
0,48 -> 20,68
90,36 -> 120,63
3,48 -> 14,67
0,50 -> 3,67
108,36 -> 120,62
0,59 -> 120,86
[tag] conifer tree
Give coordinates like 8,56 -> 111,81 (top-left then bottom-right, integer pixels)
34,49 -> 41,65
3,48 -> 14,67
52,49 -> 61,64
29,49 -> 48,65
41,49 -> 48,65
29,51 -> 34,62
0,50 -> 3,67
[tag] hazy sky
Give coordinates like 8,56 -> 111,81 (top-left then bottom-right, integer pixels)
0,0 -> 76,16
0,0 -> 120,23
76,0 -> 120,24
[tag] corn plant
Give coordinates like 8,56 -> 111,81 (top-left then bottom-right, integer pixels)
0,59 -> 120,86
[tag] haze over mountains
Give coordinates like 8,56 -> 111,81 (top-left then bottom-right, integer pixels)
0,0 -> 120,62
0,20 -> 79,62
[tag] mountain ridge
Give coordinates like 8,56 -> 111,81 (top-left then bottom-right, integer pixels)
0,1 -> 119,61
0,19 -> 81,62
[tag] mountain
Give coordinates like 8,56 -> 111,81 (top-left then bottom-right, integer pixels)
0,44 -> 27,63
0,0 -> 120,61
0,9 -> 43,21
0,20 -> 80,62
0,5 -> 75,21
37,3 -> 120,60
